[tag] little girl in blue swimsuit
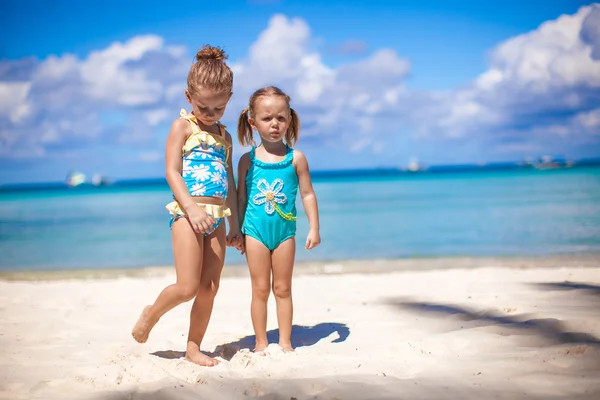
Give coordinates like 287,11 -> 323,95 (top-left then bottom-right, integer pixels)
237,86 -> 321,353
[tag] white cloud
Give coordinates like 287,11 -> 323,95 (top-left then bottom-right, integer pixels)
482,6 -> 600,90
574,108 -> 600,130
0,82 -> 31,123
0,35 -> 191,158
35,54 -> 78,81
425,4 -> 600,143
249,15 -> 309,70
231,14 -> 336,103
339,49 -> 410,81
227,14 -> 411,147
80,35 -> 165,106
145,109 -> 170,126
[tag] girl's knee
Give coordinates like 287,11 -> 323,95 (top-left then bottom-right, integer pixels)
176,283 -> 199,302
272,283 -> 291,299
197,280 -> 220,298
253,283 -> 271,301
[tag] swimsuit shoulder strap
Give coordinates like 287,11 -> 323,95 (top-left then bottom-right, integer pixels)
179,109 -> 201,134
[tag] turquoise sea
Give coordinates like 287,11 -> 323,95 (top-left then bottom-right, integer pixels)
1,167 -> 599,271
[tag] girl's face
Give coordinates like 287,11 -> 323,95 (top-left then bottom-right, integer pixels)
249,96 -> 290,144
186,88 -> 232,126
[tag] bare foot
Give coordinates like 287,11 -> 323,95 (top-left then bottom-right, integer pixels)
131,306 -> 157,343
279,343 -> 294,353
253,341 -> 268,356
185,344 -> 219,367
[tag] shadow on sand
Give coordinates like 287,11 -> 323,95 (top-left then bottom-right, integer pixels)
388,298 -> 600,347
151,322 -> 350,361
533,281 -> 600,297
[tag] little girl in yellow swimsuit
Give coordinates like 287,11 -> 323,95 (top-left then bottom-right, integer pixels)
237,86 -> 321,354
132,45 -> 242,367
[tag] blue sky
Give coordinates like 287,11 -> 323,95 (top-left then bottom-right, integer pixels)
1,0 -> 599,184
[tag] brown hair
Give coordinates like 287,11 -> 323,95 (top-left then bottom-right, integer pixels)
237,86 -> 300,147
187,45 -> 233,94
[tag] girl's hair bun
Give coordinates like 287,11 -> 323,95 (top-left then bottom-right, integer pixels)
195,45 -> 227,62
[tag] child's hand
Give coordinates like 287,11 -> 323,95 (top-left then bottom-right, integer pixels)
227,230 -> 245,252
187,207 -> 214,234
226,229 -> 236,247
305,229 -> 321,250
235,234 -> 246,254
226,229 -> 238,246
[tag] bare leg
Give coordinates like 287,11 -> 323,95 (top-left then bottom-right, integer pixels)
132,218 -> 203,343
272,238 -> 295,352
186,222 -> 226,366
245,236 -> 272,353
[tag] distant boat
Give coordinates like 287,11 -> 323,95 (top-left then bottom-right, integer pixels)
407,158 -> 426,172
525,155 -> 576,170
65,171 -> 86,187
92,174 -> 111,187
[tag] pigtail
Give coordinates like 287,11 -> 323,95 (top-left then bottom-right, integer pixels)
237,108 -> 255,146
286,108 -> 300,146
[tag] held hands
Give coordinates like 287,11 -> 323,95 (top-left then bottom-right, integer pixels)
226,229 -> 245,253
305,229 -> 321,250
187,206 -> 215,234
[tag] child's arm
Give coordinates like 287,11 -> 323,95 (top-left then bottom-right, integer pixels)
165,119 -> 214,234
224,131 -> 242,249
293,150 -> 321,250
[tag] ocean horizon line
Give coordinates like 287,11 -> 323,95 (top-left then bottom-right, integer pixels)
2,157 -> 600,192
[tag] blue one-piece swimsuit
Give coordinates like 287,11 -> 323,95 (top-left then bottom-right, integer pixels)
242,145 -> 298,251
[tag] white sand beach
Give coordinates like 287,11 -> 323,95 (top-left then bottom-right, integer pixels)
1,255 -> 600,400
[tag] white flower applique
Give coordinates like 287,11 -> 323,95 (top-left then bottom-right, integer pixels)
190,183 -> 207,196
191,164 -> 211,181
211,160 -> 226,174
253,178 -> 287,215
211,172 -> 228,188
182,159 -> 193,177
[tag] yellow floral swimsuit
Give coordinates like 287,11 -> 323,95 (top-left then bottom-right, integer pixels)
166,110 -> 232,235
